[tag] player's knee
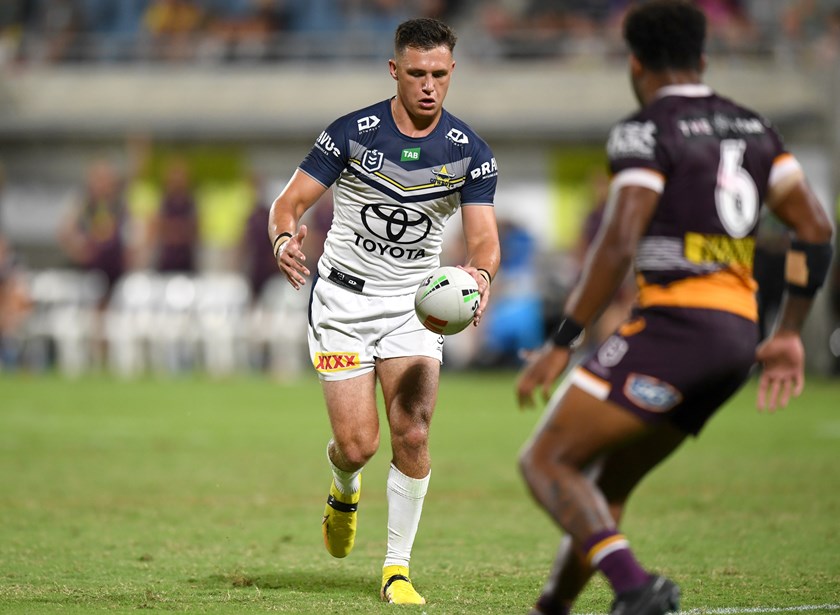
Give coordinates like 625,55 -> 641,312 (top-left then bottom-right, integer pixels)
392,423 -> 429,454
335,434 -> 379,467
518,444 -> 539,486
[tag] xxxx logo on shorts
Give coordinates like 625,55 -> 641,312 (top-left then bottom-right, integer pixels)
314,352 -> 360,372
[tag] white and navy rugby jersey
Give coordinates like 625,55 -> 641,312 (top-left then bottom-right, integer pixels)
299,98 -> 497,296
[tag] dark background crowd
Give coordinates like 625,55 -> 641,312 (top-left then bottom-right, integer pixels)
0,0 -> 838,64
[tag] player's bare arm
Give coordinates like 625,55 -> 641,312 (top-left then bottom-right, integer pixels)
268,170 -> 328,290
516,185 -> 658,408
755,178 -> 833,411
459,204 -> 500,326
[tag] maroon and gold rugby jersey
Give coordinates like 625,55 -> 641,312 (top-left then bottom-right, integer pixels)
606,84 -> 801,321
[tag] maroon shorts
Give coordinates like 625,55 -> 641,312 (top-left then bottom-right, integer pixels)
572,307 -> 759,435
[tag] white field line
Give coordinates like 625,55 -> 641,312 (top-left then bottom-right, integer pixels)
681,605 -> 840,615
580,605 -> 840,615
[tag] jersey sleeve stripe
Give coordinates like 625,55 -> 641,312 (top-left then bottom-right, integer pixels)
570,367 -> 611,400
768,152 -> 802,189
298,167 -> 332,188
610,168 -> 666,194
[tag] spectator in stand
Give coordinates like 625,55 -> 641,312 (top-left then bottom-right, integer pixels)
78,0 -> 149,61
694,0 -> 757,52
142,0 -> 203,61
22,0 -> 85,63
206,0 -> 290,62
150,157 -> 198,274
57,159 -> 130,299
240,176 -> 281,299
0,225 -> 32,369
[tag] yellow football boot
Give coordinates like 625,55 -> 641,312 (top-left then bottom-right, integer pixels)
321,477 -> 360,558
381,565 -> 426,605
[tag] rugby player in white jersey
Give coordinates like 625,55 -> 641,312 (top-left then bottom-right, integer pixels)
268,18 -> 500,605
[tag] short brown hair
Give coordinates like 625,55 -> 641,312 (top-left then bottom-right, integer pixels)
394,18 -> 457,56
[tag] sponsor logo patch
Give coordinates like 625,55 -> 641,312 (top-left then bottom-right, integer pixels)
401,147 -> 421,161
314,352 -> 360,372
684,233 -> 755,267
360,203 -> 431,245
623,373 -> 682,413
607,121 -> 657,159
357,115 -> 380,132
446,128 -> 469,145
315,130 -> 341,157
469,157 -> 498,180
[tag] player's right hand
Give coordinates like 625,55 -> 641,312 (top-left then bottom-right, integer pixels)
275,225 -> 310,290
755,330 -> 805,412
516,343 -> 571,409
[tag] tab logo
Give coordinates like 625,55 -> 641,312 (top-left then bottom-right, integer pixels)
401,147 -> 421,162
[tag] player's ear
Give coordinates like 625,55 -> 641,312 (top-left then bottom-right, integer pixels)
698,54 -> 707,74
389,58 -> 398,81
629,53 -> 643,77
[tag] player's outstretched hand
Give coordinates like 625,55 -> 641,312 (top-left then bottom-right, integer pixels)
458,266 -> 491,327
755,330 -> 805,413
516,343 -> 571,409
276,225 -> 310,290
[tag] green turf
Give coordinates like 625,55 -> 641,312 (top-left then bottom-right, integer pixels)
1,371 -> 839,614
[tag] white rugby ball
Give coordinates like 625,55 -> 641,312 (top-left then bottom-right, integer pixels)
414,266 -> 480,335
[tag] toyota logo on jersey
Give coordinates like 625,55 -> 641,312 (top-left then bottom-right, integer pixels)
360,204 -> 432,245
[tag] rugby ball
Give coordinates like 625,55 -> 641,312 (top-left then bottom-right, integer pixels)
414,266 -> 480,335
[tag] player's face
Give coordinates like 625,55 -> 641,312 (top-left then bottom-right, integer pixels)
390,45 -> 454,123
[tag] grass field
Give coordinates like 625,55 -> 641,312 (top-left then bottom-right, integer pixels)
1,371 -> 839,614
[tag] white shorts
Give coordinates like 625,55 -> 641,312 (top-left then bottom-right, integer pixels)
307,278 -> 444,381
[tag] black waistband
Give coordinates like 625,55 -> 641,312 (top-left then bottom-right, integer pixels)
327,267 -> 366,293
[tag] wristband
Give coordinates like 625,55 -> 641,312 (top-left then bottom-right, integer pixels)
784,239 -> 833,298
272,232 -> 292,258
477,268 -> 492,286
551,316 -> 584,348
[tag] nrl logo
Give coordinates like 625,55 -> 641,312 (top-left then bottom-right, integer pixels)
362,149 -> 385,173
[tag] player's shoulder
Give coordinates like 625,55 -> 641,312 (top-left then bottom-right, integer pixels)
329,99 -> 391,137
606,107 -> 659,161
711,92 -> 781,138
439,108 -> 492,153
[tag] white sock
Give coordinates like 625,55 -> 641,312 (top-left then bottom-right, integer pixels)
384,463 -> 430,569
326,442 -> 362,495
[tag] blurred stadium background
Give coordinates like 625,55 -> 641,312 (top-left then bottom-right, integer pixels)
1,0 -> 839,378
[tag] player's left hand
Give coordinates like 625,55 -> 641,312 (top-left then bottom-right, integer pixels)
516,342 -> 571,409
458,266 -> 491,327
276,225 -> 310,290
755,330 -> 805,412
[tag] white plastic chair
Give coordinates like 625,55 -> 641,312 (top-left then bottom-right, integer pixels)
195,272 -> 252,377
